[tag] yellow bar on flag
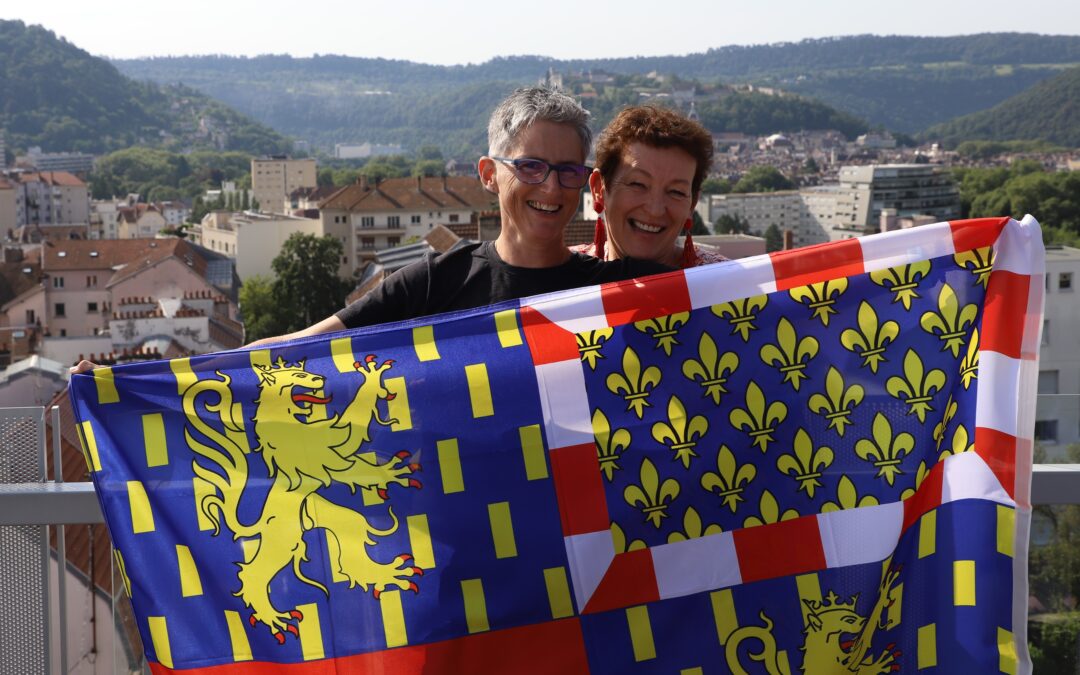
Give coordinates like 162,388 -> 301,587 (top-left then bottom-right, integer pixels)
954,560 -> 976,606
297,602 -> 324,661
918,623 -> 937,669
128,481 -> 155,534
437,439 -> 464,493
224,610 -> 252,662
710,589 -> 737,645
488,501 -> 518,559
466,363 -> 494,418
170,357 -> 197,396
543,567 -> 573,619
997,505 -> 1015,557
461,579 -> 490,634
519,424 -> 548,480
143,413 -> 168,467
407,514 -> 435,570
495,309 -> 523,347
998,627 -> 1018,674
148,616 -> 173,668
380,590 -> 408,648
330,337 -> 356,373
94,366 -> 119,404
918,510 -> 936,558
626,605 -> 656,662
413,325 -> 440,361
385,377 -> 413,431
176,545 -> 203,597
79,421 -> 102,472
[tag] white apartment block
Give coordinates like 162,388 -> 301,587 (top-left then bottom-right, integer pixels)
1035,246 -> 1080,457
20,147 -> 95,175
251,156 -> 317,215
319,175 -> 495,272
334,143 -> 404,160
5,170 -> 90,228
188,210 -> 322,281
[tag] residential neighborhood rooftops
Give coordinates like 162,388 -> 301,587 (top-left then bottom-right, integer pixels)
320,175 -> 493,212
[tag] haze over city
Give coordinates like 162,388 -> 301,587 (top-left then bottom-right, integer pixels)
5,0 -> 1080,64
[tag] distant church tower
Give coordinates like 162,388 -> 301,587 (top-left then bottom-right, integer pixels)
540,67 -> 564,90
687,101 -> 700,121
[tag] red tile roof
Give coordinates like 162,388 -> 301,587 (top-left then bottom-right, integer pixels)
16,171 -> 85,187
320,176 -> 494,212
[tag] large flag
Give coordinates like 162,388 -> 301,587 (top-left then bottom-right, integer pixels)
70,215 -> 1042,674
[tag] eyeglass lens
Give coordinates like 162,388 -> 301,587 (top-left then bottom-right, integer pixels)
509,159 -> 588,188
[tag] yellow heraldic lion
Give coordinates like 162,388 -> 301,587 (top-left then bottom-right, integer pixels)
725,565 -> 902,674
181,353 -> 424,643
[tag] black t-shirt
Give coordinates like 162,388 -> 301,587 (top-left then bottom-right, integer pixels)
336,241 -> 673,329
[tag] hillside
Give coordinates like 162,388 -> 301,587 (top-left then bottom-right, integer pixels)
114,34 -> 1080,143
0,20 -> 292,155
923,67 -> 1080,147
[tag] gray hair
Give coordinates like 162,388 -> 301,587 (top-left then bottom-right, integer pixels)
487,86 -> 592,158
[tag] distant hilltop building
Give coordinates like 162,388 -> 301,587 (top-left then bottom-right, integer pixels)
18,147 -> 95,176
251,156 -> 317,215
334,143 -> 404,160
698,163 -> 960,247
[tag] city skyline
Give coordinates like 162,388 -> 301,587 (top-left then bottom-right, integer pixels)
4,0 -> 1079,66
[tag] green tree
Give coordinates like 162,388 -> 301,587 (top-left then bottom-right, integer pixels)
764,224 -> 784,252
733,166 -> 795,193
270,234 -> 351,332
714,214 -> 749,234
239,275 -> 288,343
690,211 -> 710,235
416,145 -> 444,161
803,157 -> 820,174
318,168 -> 336,187
412,160 -> 445,177
700,178 -> 731,195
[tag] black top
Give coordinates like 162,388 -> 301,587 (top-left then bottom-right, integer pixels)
336,241 -> 674,329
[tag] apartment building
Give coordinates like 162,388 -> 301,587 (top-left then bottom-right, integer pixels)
188,210 -> 322,281
319,175 -> 495,271
251,156 -> 316,215
19,147 -> 95,176
0,176 -> 15,233
6,170 -> 90,228
837,164 -> 960,229
1035,245 -> 1080,457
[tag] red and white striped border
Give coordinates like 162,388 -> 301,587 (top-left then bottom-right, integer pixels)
519,216 -> 1042,615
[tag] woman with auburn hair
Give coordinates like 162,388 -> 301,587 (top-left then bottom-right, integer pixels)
574,105 -> 725,268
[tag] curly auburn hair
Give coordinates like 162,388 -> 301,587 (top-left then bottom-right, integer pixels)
594,105 -> 714,198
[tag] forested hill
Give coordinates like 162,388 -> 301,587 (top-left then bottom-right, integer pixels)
115,33 -> 1080,139
923,67 -> 1080,147
0,20 -> 291,155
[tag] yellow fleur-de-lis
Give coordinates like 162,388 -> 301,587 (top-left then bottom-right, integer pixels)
635,312 -> 690,356
886,349 -> 947,422
855,413 -> 916,486
700,445 -> 756,512
624,457 -> 680,529
606,346 -> 662,419
652,395 -> 709,469
960,327 -> 979,389
954,246 -> 994,288
870,261 -> 932,310
900,461 -> 930,501
807,366 -> 864,436
921,283 -> 978,357
760,317 -> 819,391
682,332 -> 739,405
840,301 -> 900,373
776,428 -> 834,498
592,408 -> 631,482
577,328 -> 614,370
789,279 -> 848,325
712,295 -> 768,342
821,475 -> 880,512
743,490 -> 799,528
931,395 -> 958,450
939,424 -> 975,461
730,380 -> 788,453
611,521 -> 646,553
667,506 -> 723,543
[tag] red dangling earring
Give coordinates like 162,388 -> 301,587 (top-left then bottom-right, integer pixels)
681,218 -> 698,268
592,202 -> 608,259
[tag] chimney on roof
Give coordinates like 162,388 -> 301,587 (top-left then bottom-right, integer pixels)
442,175 -> 447,191
416,175 -> 422,191
358,175 -> 368,191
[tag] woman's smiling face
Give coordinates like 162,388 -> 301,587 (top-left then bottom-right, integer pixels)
595,142 -> 697,265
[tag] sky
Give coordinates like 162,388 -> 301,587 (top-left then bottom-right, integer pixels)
5,0 -> 1080,65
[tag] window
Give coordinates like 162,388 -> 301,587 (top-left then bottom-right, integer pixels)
26,309 -> 35,324
52,276 -> 64,288
87,275 -> 97,287
1043,319 -> 1050,346
1038,370 -> 1059,395
55,303 -> 65,317
87,302 -> 98,313
1060,272 -> 1073,291
59,329 -> 66,337
342,256 -> 348,265
388,236 -> 401,247
1034,420 -> 1059,443
361,237 -> 375,250
361,216 -> 375,228
449,214 -> 460,223
388,216 -> 401,228
411,215 -> 421,224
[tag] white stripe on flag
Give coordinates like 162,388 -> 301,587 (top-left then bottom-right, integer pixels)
563,530 -> 616,611
817,501 -> 904,569
652,532 -> 741,601
524,285 -> 610,334
685,254 -> 777,311
857,221 -> 956,273
942,451 -> 1015,506
534,360 -> 593,449
975,350 -> 1021,437
995,217 -> 1045,276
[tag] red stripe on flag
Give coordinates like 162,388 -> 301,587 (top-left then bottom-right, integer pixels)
733,516 -> 827,584
600,270 -> 691,326
549,443 -> 610,536
149,617 -> 590,675
975,426 -> 1017,501
981,270 -> 1031,359
770,238 -> 863,291
520,305 -> 580,366
949,216 -> 1010,253
582,549 -> 660,614
902,460 -> 945,534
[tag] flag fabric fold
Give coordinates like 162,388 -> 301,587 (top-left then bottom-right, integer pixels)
71,215 -> 1042,674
